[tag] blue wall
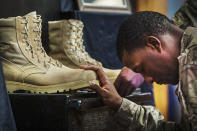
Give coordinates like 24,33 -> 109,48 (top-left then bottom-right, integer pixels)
168,0 -> 185,18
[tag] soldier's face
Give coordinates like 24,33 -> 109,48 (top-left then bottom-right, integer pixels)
122,46 -> 179,85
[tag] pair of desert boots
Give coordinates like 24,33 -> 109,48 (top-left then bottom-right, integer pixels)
0,12 -> 120,93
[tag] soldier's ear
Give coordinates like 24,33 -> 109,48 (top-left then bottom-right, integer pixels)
145,36 -> 162,53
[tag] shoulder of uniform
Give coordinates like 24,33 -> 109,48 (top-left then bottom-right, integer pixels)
181,27 -> 197,52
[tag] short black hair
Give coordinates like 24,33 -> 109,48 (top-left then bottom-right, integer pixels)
117,11 -> 174,62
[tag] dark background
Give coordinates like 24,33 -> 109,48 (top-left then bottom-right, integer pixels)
0,0 -> 62,54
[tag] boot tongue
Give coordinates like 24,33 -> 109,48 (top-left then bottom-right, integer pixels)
24,11 -> 37,17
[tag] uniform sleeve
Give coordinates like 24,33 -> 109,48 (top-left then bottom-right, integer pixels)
172,0 -> 197,29
113,98 -> 182,131
177,29 -> 197,131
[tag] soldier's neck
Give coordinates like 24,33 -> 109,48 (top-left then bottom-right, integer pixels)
170,24 -> 184,57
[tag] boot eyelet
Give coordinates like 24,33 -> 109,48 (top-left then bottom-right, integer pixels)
67,41 -> 72,44
25,47 -> 29,51
66,32 -> 71,36
22,39 -> 26,43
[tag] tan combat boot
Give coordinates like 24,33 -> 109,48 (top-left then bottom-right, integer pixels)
0,12 -> 98,93
48,19 -> 120,82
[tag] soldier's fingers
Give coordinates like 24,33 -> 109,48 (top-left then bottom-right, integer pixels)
80,65 -> 110,85
114,75 -> 122,89
124,86 -> 136,96
89,81 -> 105,96
96,69 -> 110,86
80,65 -> 99,71
118,86 -> 126,97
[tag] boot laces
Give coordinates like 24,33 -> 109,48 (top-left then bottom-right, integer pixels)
33,15 -> 62,68
21,16 -> 34,59
67,21 -> 100,66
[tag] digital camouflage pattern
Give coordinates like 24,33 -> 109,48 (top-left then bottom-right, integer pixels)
172,0 -> 197,30
113,0 -> 197,130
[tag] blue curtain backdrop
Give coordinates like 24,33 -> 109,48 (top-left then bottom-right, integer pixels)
74,11 -> 129,69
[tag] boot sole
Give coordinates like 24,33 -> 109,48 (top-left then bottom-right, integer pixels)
6,80 -> 99,94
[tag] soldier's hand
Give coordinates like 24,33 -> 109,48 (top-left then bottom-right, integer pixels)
114,67 -> 144,97
80,65 -> 123,110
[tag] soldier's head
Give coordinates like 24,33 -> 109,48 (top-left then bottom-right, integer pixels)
117,11 -> 183,85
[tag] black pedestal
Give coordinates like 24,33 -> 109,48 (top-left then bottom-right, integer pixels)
9,91 -> 152,131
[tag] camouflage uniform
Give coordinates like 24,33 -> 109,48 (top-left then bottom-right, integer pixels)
172,0 -> 197,30
113,0 -> 197,130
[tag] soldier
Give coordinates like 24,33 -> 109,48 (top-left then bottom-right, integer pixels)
80,0 -> 197,130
